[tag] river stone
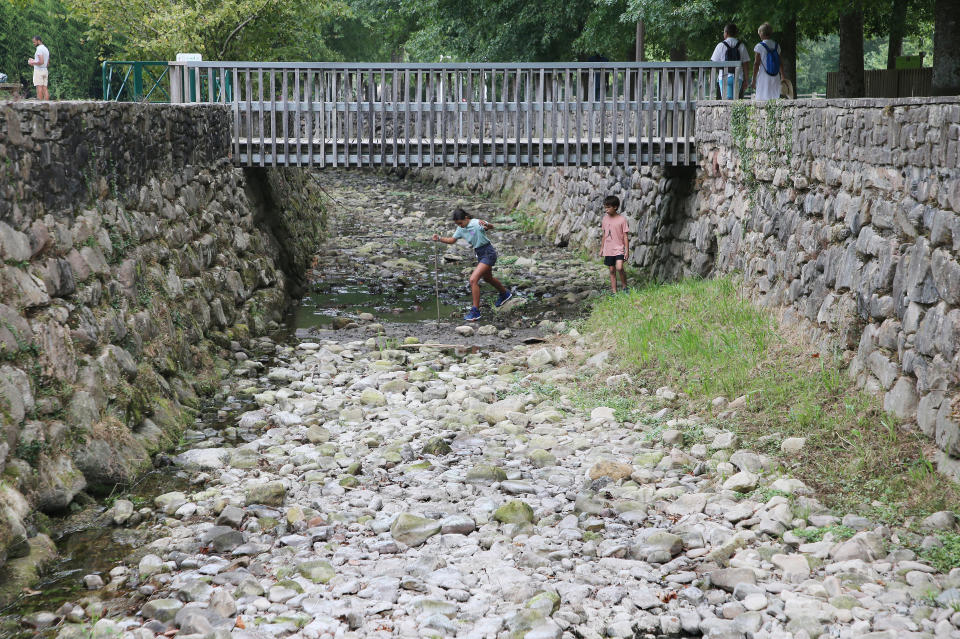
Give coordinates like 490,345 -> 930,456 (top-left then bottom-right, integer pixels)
484,395 -> 526,424
528,449 -> 557,468
455,325 -> 474,336
722,471 -> 760,492
527,348 -> 554,368
771,553 -> 811,582
141,598 -> 183,622
216,505 -> 245,528
111,499 -> 134,526
175,448 -> 229,470
298,560 -> 335,584
526,590 -> 561,616
138,554 -> 163,578
781,437 -> 806,455
493,500 -> 535,524
422,437 -> 452,456
245,481 -> 285,506
306,424 -> 331,443
588,460 -> 633,481
709,568 -> 757,592
922,511 -> 957,530
390,513 -> 442,546
360,388 -> 387,406
830,531 -> 885,562
201,526 -> 245,553
465,464 -> 507,483
440,514 -> 476,535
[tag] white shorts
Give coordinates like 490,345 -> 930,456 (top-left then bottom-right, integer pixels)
33,68 -> 48,87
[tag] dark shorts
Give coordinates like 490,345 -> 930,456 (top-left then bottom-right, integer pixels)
475,243 -> 498,266
604,255 -> 624,267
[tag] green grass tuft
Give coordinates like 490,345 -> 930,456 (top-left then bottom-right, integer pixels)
584,276 -> 960,522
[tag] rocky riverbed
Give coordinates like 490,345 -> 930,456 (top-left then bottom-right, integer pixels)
8,172 -> 960,639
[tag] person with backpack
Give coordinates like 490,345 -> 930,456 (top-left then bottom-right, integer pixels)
751,23 -> 784,101
710,23 -> 750,99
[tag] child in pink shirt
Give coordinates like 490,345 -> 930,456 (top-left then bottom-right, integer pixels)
599,195 -> 629,293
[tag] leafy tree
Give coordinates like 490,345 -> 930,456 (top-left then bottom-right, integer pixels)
0,0 -> 103,98
66,0 -> 350,61
932,0 -> 960,94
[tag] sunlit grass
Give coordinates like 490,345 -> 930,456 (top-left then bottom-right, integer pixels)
585,276 -> 960,521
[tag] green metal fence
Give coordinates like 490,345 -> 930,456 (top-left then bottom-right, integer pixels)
102,61 -> 171,102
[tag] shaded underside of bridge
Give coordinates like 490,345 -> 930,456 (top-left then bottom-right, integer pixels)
169,61 -> 738,168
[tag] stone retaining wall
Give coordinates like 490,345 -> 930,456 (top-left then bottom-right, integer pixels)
0,102 -> 325,579
414,97 -> 960,477
693,98 -> 959,476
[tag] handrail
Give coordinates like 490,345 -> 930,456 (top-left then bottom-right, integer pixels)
167,61 -> 736,71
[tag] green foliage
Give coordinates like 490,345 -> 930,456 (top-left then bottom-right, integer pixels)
66,0 -> 351,61
920,532 -> 960,573
0,0 -> 103,99
14,439 -> 49,467
790,524 -> 856,542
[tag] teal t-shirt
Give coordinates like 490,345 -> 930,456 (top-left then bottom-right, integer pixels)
452,219 -> 491,249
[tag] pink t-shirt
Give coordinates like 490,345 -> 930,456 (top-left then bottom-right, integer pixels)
601,214 -> 629,256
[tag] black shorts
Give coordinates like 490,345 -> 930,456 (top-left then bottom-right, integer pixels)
604,255 -> 624,266
475,243 -> 498,266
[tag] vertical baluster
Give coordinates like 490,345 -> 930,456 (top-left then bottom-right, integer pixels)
514,68 -> 521,166
368,69 -> 375,166
415,69 -> 423,168
403,69 -> 410,166
478,68 -> 486,165
648,69 -> 656,166
575,69 -> 582,165
504,68 -> 509,164
345,71 -> 353,167
391,69 -> 399,167
244,69 -> 252,166
535,68 -> 543,167
672,67 -> 679,166
638,67 -> 646,167
427,70 -> 435,166
333,71 -> 340,168
524,70 -> 532,165
304,70 -> 312,167
452,70 -> 460,167
623,67 -> 631,170
440,69 -> 452,166
611,69 -> 618,167
465,70 -> 473,167
587,69 -> 595,166
562,69 -> 570,166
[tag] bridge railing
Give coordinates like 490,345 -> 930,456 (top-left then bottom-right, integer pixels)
103,61 -> 172,102
168,61 -> 741,168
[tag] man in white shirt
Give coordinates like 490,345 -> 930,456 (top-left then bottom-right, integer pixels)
28,36 -> 50,101
709,23 -> 750,99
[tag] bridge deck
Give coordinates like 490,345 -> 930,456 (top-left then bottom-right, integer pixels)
236,136 -> 696,167
169,61 -> 741,168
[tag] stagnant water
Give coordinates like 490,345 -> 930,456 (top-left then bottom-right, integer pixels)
0,171 -> 599,637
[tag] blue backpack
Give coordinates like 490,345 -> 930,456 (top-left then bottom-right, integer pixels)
759,41 -> 781,76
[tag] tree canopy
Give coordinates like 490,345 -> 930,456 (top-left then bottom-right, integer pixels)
0,0 -> 953,98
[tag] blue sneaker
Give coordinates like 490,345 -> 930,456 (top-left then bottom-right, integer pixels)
495,290 -> 513,308
464,307 -> 481,322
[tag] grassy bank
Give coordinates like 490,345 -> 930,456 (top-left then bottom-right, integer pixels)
583,277 -> 959,525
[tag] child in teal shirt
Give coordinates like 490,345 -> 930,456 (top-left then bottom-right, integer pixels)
433,209 -> 512,321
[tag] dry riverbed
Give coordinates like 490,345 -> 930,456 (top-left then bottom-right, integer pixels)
8,172 -> 960,639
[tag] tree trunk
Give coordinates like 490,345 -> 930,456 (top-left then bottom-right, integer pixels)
932,0 -> 960,94
886,0 -> 909,69
669,43 -> 686,61
838,2 -> 865,98
635,21 -> 645,62
778,15 -> 798,97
